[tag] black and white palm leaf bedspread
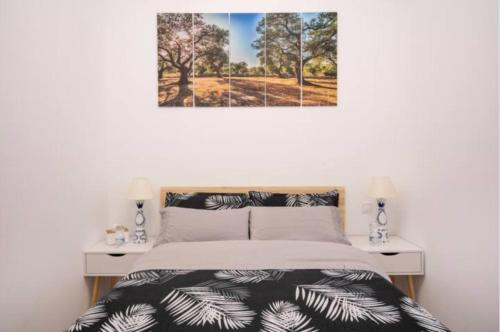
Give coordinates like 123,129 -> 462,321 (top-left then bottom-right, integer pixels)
67,269 -> 450,332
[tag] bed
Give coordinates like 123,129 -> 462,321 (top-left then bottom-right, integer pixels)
67,186 -> 449,332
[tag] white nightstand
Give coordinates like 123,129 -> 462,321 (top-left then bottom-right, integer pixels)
347,235 -> 424,299
84,239 -> 155,305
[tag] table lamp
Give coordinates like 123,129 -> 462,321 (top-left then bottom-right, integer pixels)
128,177 -> 153,244
368,176 -> 396,245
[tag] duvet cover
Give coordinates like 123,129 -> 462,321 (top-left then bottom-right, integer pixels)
67,240 -> 450,332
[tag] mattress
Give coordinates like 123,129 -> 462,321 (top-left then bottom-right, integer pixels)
67,240 -> 450,332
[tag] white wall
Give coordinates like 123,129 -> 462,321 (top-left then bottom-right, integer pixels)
0,0 -> 497,331
0,1 -> 107,331
104,0 -> 498,331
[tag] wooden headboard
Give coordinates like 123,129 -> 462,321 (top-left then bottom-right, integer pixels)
160,186 -> 346,230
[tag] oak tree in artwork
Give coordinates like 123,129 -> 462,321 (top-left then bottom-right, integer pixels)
302,13 -> 337,80
252,12 -> 337,106
157,14 -> 193,86
194,16 -> 229,79
252,12 -> 337,86
253,14 -> 301,84
302,12 -> 337,106
193,14 -> 229,106
157,13 -> 229,106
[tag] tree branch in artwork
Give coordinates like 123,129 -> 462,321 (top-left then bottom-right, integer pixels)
194,16 -> 229,78
157,13 -> 230,85
252,13 -> 337,85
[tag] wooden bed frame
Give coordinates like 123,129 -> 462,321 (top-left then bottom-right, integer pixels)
160,186 -> 345,230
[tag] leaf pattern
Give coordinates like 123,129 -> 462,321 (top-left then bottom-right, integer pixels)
261,301 -> 318,332
321,269 -> 375,281
296,280 -> 400,324
100,304 -> 157,332
66,305 -> 107,332
285,191 -> 338,207
116,270 -> 192,288
285,194 -> 313,207
250,191 -> 338,207
308,191 -> 338,205
97,289 -> 124,304
67,269 -> 449,332
165,192 -> 195,206
249,191 -> 273,206
214,270 -> 288,283
162,280 -> 256,329
313,277 -> 376,296
205,194 -> 248,210
401,297 -> 450,332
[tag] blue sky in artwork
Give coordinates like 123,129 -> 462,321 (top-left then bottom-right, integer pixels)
201,13 -> 229,30
303,12 -> 320,23
303,13 -> 319,40
230,13 -> 264,67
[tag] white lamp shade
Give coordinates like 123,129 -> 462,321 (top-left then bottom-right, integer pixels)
128,178 -> 153,200
368,176 -> 396,198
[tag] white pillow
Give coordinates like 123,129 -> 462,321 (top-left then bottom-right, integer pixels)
250,206 -> 350,244
155,207 -> 250,246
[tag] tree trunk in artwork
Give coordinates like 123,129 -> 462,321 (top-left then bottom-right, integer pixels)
216,67 -> 222,78
295,63 -> 303,85
178,67 -> 190,85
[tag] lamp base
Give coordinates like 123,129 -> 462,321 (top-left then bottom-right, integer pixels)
369,225 -> 389,246
369,199 -> 389,246
134,204 -> 147,244
134,227 -> 147,244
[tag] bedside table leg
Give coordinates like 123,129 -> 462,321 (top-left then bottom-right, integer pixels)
407,275 -> 416,300
108,277 -> 116,289
91,276 -> 101,306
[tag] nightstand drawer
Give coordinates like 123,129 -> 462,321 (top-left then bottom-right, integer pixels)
371,252 -> 423,275
85,253 -> 141,276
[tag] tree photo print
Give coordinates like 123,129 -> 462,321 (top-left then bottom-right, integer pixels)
157,12 -> 337,108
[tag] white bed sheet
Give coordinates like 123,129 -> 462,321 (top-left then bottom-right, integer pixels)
131,240 -> 389,280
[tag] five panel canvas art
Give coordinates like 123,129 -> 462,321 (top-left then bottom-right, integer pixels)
157,13 -> 337,108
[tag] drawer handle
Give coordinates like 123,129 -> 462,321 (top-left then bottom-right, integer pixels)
381,252 -> 400,256
108,253 -> 126,257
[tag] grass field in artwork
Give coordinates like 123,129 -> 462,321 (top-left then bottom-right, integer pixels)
158,74 -> 193,107
157,12 -> 337,108
159,76 -> 337,107
194,77 -> 229,107
302,77 -> 337,106
265,77 -> 301,106
230,77 -> 265,107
